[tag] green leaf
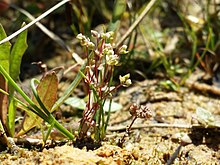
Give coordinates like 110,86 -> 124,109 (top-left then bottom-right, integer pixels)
64,97 -> 86,110
103,99 -> 122,112
10,22 -> 28,81
0,24 -> 11,73
159,80 -> 178,91
108,0 -> 126,32
0,24 -> 11,133
7,23 -> 28,137
17,72 -> 58,136
0,65 -> 74,139
65,96 -> 122,112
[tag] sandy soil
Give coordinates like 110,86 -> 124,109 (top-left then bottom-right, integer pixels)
0,78 -> 219,164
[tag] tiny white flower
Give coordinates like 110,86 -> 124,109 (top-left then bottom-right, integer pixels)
88,41 -> 95,49
76,33 -> 84,40
104,43 -> 112,49
106,54 -> 119,66
101,31 -> 114,39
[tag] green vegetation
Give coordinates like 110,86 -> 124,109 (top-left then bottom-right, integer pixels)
0,0 -> 219,154
0,23 -> 27,138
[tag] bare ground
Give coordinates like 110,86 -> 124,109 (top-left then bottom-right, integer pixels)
0,76 -> 220,164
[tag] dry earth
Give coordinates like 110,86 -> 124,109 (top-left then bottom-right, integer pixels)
0,77 -> 220,164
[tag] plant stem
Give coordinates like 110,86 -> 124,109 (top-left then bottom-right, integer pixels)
0,65 -> 33,106
118,116 -> 137,147
49,114 -> 74,140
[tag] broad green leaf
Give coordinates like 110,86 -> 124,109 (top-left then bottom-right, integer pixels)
8,23 -> 28,137
10,22 -> 28,81
0,24 -> 11,72
112,0 -> 126,22
0,24 -> 11,131
65,96 -> 122,112
17,72 -> 58,136
196,107 -> 214,125
159,80 -> 178,91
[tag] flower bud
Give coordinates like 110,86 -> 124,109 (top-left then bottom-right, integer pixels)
119,74 -> 132,87
76,33 -> 84,40
106,54 -> 119,66
101,31 -> 114,40
91,30 -> 100,38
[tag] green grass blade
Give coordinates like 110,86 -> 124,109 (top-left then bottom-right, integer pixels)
0,65 -> 42,115
7,98 -> 16,137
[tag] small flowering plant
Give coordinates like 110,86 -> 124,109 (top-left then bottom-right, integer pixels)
118,103 -> 152,147
76,30 -> 131,142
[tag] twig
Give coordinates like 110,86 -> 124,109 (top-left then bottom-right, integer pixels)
107,123 -> 213,132
115,0 -> 158,48
166,144 -> 182,165
0,0 -> 70,45
13,137 -> 68,148
0,121 -> 20,154
185,79 -> 220,96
